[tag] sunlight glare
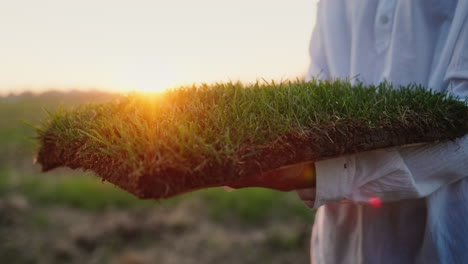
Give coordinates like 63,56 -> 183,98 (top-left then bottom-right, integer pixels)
120,64 -> 183,94
131,78 -> 176,93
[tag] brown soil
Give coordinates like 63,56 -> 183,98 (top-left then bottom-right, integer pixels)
36,118 -> 468,199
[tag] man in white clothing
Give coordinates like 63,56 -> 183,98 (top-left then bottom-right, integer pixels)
297,1 -> 468,263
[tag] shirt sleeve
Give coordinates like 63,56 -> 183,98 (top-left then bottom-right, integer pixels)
314,78 -> 468,208
314,75 -> 468,208
313,135 -> 468,208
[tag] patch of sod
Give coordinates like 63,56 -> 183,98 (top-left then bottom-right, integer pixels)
34,79 -> 468,199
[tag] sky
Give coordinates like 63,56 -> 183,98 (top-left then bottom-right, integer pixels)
0,0 -> 316,94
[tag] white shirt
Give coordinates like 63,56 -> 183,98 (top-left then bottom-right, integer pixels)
306,1 -> 468,263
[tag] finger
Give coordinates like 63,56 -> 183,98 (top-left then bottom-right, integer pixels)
297,188 -> 316,200
302,200 -> 315,209
296,188 -> 316,209
222,186 -> 235,192
225,162 -> 315,191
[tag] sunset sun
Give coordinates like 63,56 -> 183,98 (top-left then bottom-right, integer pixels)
130,78 -> 178,93
120,64 -> 183,93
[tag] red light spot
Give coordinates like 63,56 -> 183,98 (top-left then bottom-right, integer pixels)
369,197 -> 382,208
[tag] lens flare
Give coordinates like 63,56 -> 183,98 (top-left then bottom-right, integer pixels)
368,196 -> 382,208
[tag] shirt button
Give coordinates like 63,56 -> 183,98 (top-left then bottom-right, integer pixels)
379,15 -> 389,25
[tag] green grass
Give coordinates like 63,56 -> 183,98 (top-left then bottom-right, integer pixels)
34,79 -> 468,199
0,89 -> 313,233
0,91 -> 151,211
0,90 -> 314,223
0,167 -> 313,222
38,79 -> 467,170
0,91 -> 118,164
18,173 -> 156,210
202,187 -> 314,223
1,90 -> 316,264
0,169 -> 154,210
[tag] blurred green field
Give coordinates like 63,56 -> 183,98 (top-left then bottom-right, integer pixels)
0,91 -> 314,264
